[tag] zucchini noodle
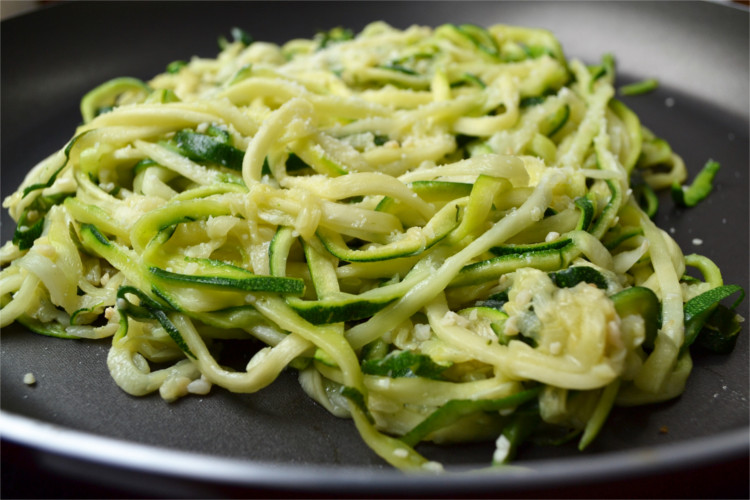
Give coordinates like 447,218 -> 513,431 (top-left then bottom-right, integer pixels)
1,22 -> 744,472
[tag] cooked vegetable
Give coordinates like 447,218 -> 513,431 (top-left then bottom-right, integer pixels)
672,159 -> 721,207
0,21 -> 744,472
619,78 -> 659,96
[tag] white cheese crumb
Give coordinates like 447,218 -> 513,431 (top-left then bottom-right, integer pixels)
440,311 -> 457,326
187,376 -> 212,395
493,434 -> 511,464
692,238 -> 703,246
413,323 -> 431,341
183,262 -> 199,275
23,373 -> 36,385
99,182 -> 116,193
515,289 -> 532,306
104,306 -> 117,321
441,311 -> 469,328
669,227 -> 676,234
421,461 -> 444,473
549,341 -> 562,355
545,231 -> 560,242
393,448 -> 408,458
504,315 -> 519,336
607,319 -> 624,350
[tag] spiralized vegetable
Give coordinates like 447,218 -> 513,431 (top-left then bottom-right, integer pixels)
1,22 -> 743,472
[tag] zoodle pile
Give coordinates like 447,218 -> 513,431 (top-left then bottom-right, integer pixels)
1,22 -> 744,471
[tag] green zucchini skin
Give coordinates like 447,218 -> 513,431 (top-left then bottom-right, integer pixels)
149,266 -> 305,295
80,77 -> 151,123
671,160 -> 720,207
400,387 -> 542,447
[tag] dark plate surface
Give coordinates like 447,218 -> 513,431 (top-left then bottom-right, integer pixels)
1,1 -> 748,497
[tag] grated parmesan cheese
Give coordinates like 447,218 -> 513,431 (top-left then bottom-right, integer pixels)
187,376 -> 212,395
492,434 -> 511,464
545,231 -> 560,242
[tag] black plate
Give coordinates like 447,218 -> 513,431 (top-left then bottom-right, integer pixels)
1,1 -> 748,497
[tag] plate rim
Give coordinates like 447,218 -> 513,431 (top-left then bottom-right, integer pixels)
2,410 -> 748,493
